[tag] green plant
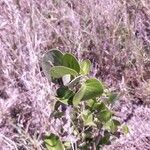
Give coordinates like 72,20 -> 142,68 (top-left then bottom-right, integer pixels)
42,49 -> 127,150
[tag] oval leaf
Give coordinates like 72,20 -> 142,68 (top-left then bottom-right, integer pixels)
73,79 -> 103,106
62,53 -> 80,73
80,59 -> 91,75
42,49 -> 63,81
50,66 -> 78,79
82,78 -> 104,100
43,49 -> 63,66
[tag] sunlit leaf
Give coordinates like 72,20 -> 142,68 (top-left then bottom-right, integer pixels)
44,133 -> 64,150
73,85 -> 86,106
72,78 -> 103,106
63,53 -> 80,73
104,119 -> 119,133
81,110 -> 96,126
64,141 -> 71,149
86,99 -> 96,108
50,66 -> 78,78
122,125 -> 129,134
80,59 -> 91,75
82,78 -> 104,100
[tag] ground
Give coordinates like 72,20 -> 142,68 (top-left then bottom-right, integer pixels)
0,0 -> 150,149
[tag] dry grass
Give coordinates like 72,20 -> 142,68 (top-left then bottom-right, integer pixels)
0,0 -> 150,149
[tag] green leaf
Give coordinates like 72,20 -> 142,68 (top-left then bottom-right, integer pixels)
42,49 -> 63,81
107,93 -> 118,104
62,53 -> 80,73
44,134 -> 64,150
43,49 -> 63,66
98,110 -> 112,123
50,66 -> 78,78
80,59 -> 91,75
57,86 -> 70,98
67,75 -> 83,89
81,110 -> 96,126
93,102 -> 108,112
72,78 -> 103,106
122,125 -> 129,134
57,86 -> 74,105
82,78 -> 104,100
98,131 -> 110,145
113,119 -> 121,126
72,85 -> 86,106
86,99 -> 97,108
104,119 -> 119,133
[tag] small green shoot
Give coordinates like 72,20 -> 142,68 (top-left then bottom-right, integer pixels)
42,49 -> 125,150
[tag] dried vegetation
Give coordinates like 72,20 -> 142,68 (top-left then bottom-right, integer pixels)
0,0 -> 150,149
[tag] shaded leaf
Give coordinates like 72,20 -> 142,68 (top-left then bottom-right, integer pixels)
63,53 -> 80,73
57,86 -> 69,98
50,66 -> 78,78
93,102 -> 108,112
112,119 -> 121,126
53,111 -> 64,119
42,49 -> 63,81
98,131 -> 110,146
57,86 -> 74,105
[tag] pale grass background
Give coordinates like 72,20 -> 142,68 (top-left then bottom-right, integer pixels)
0,0 -> 150,149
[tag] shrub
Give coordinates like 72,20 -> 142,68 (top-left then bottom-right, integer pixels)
42,49 -> 125,150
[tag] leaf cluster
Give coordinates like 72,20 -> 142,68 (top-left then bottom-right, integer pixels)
42,49 -> 128,150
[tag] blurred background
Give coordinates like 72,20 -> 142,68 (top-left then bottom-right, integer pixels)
0,0 -> 150,149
